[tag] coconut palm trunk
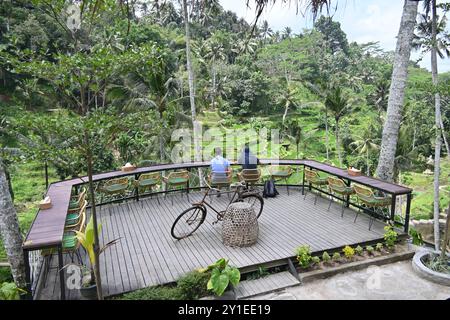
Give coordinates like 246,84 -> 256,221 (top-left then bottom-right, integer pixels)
376,0 -> 418,182
440,118 -> 450,160
183,0 -> 203,182
441,202 -> 450,259
325,108 -> 330,161
430,0 -> 442,251
335,120 -> 342,167
366,147 -> 370,176
0,160 -> 26,288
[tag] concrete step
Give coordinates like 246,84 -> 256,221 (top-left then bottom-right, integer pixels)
235,271 -> 300,299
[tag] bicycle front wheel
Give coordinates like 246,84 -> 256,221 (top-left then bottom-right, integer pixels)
234,194 -> 264,219
171,206 -> 207,240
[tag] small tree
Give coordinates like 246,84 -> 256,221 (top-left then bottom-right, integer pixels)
324,87 -> 354,167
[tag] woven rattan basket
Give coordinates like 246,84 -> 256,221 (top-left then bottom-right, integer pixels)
222,202 -> 259,247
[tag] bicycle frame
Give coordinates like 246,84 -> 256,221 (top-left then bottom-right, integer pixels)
196,185 -> 243,218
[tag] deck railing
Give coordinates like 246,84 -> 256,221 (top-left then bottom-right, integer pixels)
76,160 -> 412,232
22,159 -> 413,300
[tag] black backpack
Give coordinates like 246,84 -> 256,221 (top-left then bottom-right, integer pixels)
263,179 -> 279,198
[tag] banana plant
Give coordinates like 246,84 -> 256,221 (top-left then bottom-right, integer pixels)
75,216 -> 120,286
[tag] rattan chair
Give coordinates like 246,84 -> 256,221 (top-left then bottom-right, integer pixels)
327,176 -> 354,217
100,177 -> 130,215
163,170 -> 190,205
41,208 -> 86,286
101,177 -> 130,201
134,172 -> 162,205
237,168 -> 261,190
353,184 -> 391,230
65,200 -> 87,229
208,168 -> 233,200
68,187 -> 87,214
304,168 -> 328,205
268,165 -> 293,195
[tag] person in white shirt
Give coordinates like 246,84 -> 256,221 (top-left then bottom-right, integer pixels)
210,148 -> 231,195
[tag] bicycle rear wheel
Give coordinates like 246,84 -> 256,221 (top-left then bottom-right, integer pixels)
171,205 -> 207,240
234,193 -> 264,218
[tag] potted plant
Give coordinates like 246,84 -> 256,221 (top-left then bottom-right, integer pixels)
412,204 -> 450,286
199,258 -> 240,300
75,216 -> 120,299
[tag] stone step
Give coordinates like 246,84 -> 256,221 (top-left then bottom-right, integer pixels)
235,271 -> 300,299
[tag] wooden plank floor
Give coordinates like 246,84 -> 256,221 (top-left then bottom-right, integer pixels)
36,187 -> 390,300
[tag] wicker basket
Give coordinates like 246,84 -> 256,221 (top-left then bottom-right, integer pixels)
39,196 -> 52,210
348,167 -> 361,176
121,163 -> 136,172
222,202 -> 259,247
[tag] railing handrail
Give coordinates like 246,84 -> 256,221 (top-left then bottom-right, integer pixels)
23,158 -> 413,250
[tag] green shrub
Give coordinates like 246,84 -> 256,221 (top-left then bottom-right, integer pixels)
295,245 -> 312,269
355,245 -> 363,255
311,256 -> 321,265
177,271 -> 210,300
332,252 -> 341,261
322,251 -> 331,263
119,285 -> 182,300
375,243 -> 384,251
383,226 -> 398,248
366,245 -> 375,255
0,268 -> 13,283
0,282 -> 25,300
409,228 -> 424,246
342,246 -> 355,259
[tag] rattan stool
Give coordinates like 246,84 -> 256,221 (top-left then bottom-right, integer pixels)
222,202 -> 259,247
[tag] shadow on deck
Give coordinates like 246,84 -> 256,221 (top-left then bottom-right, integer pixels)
36,187 -> 391,300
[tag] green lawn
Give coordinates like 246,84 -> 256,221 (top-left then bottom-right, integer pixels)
404,158 -> 450,220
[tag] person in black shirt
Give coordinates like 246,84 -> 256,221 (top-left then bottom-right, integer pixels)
238,144 -> 260,170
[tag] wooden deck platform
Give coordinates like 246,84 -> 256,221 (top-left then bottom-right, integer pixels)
36,187 -> 391,300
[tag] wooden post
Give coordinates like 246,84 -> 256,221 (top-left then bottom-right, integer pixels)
404,193 -> 412,233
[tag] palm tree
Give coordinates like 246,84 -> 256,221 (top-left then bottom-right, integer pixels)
368,79 -> 390,122
376,0 -> 419,182
282,26 -> 292,40
232,37 -> 258,56
350,127 -> 380,175
260,20 -> 273,44
419,0 -> 445,251
325,87 -> 353,167
413,12 -> 450,59
283,118 -> 318,158
278,81 -> 300,125
183,0 -> 203,183
304,82 -> 331,161
203,33 -> 227,110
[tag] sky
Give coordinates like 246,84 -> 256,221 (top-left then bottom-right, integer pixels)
220,0 -> 450,73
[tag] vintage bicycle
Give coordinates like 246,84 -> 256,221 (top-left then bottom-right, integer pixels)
170,179 -> 264,240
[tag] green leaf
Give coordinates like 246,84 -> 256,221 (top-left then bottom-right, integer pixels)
212,274 -> 229,296
228,268 -> 241,287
